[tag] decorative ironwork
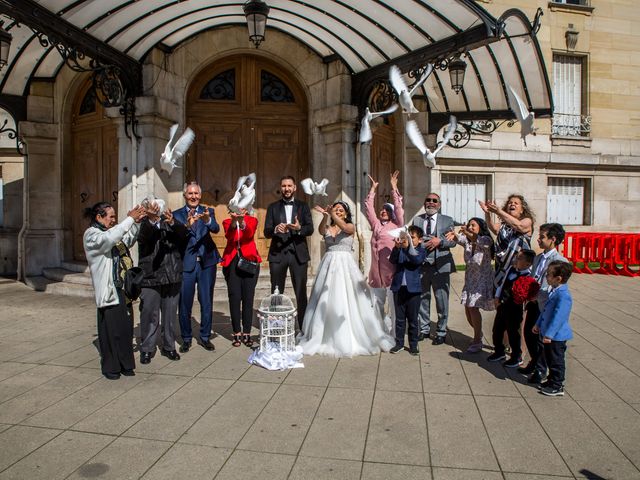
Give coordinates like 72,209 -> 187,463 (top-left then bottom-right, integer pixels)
368,80 -> 396,112
92,65 -> 125,108
78,87 -> 97,116
119,96 -> 140,141
200,69 -> 235,100
531,8 -> 544,35
0,117 -> 26,155
261,71 -> 294,103
552,113 -> 591,137
448,119 -> 514,149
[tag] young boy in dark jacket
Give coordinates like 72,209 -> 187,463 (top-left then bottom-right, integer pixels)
389,226 -> 427,356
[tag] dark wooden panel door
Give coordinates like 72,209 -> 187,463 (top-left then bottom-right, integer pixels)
71,82 -> 119,261
253,121 -> 304,257
192,121 -> 244,255
187,54 -> 308,263
371,117 -> 395,207
72,128 -> 102,260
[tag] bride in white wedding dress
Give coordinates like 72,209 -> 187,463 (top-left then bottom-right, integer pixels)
297,201 -> 395,357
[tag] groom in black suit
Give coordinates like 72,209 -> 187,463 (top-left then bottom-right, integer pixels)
264,175 -> 314,330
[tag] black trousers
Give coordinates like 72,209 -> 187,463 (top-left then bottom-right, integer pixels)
97,289 -> 135,375
492,299 -> 523,359
394,287 -> 421,349
269,251 -> 308,330
223,256 -> 259,334
524,301 -> 541,365
537,339 -> 567,388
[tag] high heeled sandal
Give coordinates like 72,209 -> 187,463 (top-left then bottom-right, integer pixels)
231,334 -> 242,347
242,334 -> 254,348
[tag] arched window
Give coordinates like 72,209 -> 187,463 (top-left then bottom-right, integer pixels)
200,68 -> 236,100
78,87 -> 97,115
261,70 -> 294,103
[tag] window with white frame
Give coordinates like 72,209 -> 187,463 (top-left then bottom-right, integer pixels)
547,177 -> 590,225
552,54 -> 589,137
440,174 -> 489,225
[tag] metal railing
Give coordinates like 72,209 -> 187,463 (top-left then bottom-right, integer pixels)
552,113 -> 591,137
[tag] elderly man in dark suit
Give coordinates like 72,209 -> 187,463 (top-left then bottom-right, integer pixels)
173,181 -> 221,352
411,193 -> 457,345
264,175 -> 314,330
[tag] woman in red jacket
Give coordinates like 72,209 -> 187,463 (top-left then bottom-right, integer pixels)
220,209 -> 262,347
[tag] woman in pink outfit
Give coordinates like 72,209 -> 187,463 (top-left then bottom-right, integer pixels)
364,170 -> 405,333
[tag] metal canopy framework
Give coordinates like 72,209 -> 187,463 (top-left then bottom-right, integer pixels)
0,0 -> 552,130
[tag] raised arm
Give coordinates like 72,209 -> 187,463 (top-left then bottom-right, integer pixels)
390,170 -> 405,226
485,200 -> 532,235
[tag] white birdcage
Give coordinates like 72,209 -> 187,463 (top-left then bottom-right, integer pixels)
256,287 -> 297,352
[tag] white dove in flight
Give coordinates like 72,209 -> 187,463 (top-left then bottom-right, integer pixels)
405,115 -> 458,168
359,104 -> 399,144
389,64 -> 434,113
300,178 -> 329,196
160,124 -> 195,176
228,173 -> 257,214
507,85 -> 536,146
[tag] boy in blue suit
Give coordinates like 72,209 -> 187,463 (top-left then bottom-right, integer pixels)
533,260 -> 574,397
389,226 -> 427,356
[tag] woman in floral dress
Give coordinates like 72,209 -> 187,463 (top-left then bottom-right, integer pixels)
446,218 -> 495,353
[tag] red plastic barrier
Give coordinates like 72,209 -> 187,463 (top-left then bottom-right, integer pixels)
563,232 -> 640,276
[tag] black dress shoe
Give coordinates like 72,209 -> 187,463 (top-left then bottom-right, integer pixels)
418,333 -> 428,341
161,349 -> 181,361
140,352 -> 151,364
179,341 -> 191,353
528,371 -> 545,384
432,336 -> 445,345
409,346 -> 420,356
104,372 -> 120,380
121,369 -> 135,377
197,338 -> 215,351
518,362 -> 536,375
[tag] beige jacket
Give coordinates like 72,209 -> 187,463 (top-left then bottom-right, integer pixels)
83,216 -> 140,308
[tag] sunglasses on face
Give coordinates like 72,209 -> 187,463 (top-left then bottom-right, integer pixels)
425,198 -> 439,203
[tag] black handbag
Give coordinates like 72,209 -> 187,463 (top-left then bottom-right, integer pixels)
234,223 -> 259,275
124,267 -> 144,300
237,254 -> 259,275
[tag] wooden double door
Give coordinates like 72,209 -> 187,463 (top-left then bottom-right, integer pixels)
186,55 -> 308,260
71,82 -> 119,261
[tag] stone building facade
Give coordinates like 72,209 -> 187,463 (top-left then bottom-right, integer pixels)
0,0 -> 638,278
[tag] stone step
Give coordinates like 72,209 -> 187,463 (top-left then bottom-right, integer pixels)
60,261 -> 90,273
26,276 -> 96,298
31,266 -> 314,300
42,268 -> 93,285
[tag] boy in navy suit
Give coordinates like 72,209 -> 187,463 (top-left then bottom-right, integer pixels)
534,260 -> 574,397
488,249 -> 536,367
389,226 -> 427,356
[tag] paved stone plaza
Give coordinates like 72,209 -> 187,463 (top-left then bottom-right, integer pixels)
0,273 -> 639,480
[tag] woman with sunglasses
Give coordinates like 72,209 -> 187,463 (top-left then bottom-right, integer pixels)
297,201 -> 394,357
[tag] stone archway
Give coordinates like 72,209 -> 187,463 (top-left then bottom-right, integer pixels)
186,54 -> 309,261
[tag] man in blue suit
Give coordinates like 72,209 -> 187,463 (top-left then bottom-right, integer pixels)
173,181 -> 221,352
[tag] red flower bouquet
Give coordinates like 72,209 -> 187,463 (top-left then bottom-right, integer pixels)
512,276 -> 540,305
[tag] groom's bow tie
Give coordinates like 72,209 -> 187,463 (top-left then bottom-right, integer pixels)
282,200 -> 294,205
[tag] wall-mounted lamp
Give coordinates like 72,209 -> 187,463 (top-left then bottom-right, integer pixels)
243,0 -> 270,48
